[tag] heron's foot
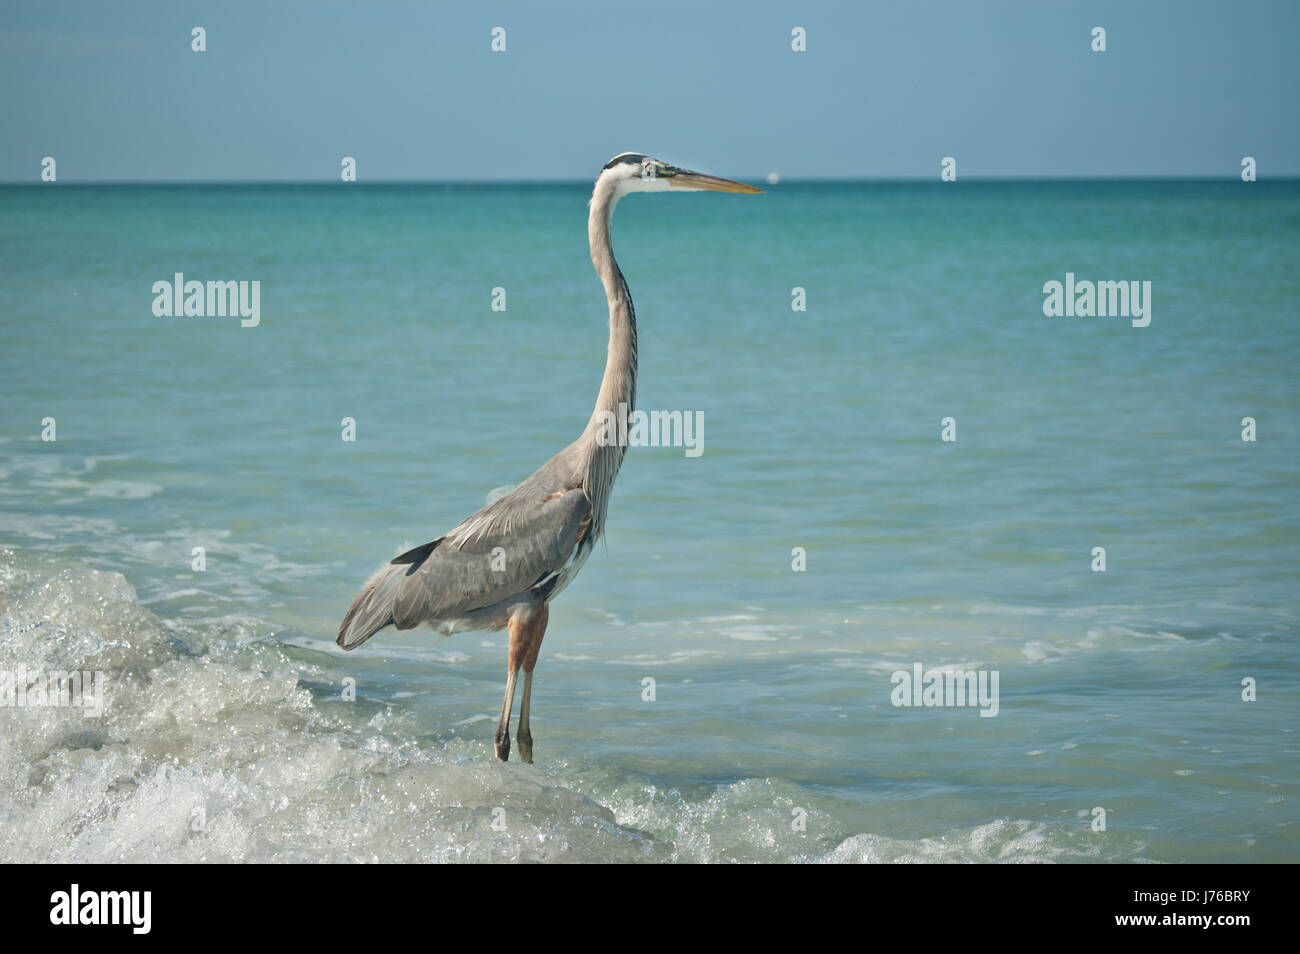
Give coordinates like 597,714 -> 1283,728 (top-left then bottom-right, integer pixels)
517,729 -> 533,764
494,728 -> 510,762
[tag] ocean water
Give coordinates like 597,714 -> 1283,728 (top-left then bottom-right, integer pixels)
1,179 -> 1297,863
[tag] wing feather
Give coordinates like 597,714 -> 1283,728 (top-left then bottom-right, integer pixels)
387,483 -> 592,629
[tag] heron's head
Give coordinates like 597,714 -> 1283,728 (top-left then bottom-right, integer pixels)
597,153 -> 763,200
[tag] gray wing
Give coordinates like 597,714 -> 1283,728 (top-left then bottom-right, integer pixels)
337,445 -> 595,649
386,480 -> 593,629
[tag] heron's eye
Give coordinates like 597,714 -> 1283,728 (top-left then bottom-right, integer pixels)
641,160 -> 655,179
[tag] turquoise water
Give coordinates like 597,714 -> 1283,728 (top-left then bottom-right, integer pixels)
1,180 -> 1297,862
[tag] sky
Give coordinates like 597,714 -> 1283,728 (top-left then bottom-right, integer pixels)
1,0 -> 1296,182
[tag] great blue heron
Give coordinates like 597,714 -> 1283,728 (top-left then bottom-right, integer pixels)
338,153 -> 761,761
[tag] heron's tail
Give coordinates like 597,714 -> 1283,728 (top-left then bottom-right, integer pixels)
337,561 -> 405,650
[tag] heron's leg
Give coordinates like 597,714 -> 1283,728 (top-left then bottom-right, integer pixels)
516,671 -> 535,765
495,611 -> 533,761
515,606 -> 548,765
493,667 -> 518,761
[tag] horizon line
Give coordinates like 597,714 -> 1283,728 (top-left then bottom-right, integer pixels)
3,173 -> 1294,187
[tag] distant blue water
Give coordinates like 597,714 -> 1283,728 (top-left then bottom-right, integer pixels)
1,180 -> 1297,862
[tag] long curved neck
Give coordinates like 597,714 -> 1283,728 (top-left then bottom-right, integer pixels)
586,179 -> 637,427
578,178 -> 637,511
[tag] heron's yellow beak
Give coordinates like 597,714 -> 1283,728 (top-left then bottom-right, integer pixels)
667,168 -> 764,194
